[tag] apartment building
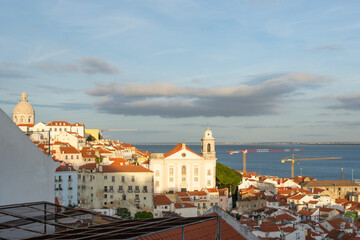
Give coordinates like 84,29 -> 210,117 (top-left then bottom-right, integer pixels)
55,162 -> 78,206
77,163 -> 153,215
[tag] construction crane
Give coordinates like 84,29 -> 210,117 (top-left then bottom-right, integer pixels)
228,148 -> 304,173
281,154 -> 342,178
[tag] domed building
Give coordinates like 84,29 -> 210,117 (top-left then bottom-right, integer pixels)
13,91 -> 35,125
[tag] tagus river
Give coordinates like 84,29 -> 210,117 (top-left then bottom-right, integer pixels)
134,144 -> 360,181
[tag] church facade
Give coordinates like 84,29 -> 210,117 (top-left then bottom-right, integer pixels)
149,128 -> 217,194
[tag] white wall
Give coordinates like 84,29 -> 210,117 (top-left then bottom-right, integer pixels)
0,108 -> 59,205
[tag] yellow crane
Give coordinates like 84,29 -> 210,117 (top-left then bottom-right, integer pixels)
281,154 -> 342,178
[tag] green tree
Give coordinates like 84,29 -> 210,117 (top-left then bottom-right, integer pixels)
116,208 -> 132,219
86,135 -> 96,142
216,162 -> 241,195
134,211 -> 153,219
95,157 -> 103,163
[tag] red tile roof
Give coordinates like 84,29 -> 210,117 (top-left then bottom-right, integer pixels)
79,163 -> 153,173
60,146 -> 81,154
56,162 -> 76,172
206,188 -> 218,193
188,191 -> 207,196
47,121 -> 71,126
17,123 -> 35,127
218,188 -> 228,196
164,143 -> 202,158
154,195 -> 172,206
174,203 -> 197,209
138,217 -> 246,240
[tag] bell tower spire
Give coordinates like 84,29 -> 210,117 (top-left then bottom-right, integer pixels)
201,126 -> 216,160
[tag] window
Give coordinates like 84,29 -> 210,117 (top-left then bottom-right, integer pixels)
59,128 -> 62,131
182,177 -> 186,182
121,176 -> 125,182
119,186 -> 123,192
338,188 -> 341,191
110,195 -> 113,199
194,167 -> 199,176
169,168 -> 174,175
155,171 -> 160,177
55,128 -> 57,131
207,143 -> 211,152
131,176 -> 135,182
155,181 -> 159,187
122,195 -> 126,201
170,177 -> 174,182
182,166 -> 186,175
109,186 -> 113,192
82,176 -> 85,181
135,186 -> 140,191
128,186 -> 133,192
194,177 -> 198,182
215,195 -> 218,199
211,195 -> 214,199
143,186 -> 148,193
104,194 -> 107,198
71,155 -> 73,159
207,169 -> 211,176
112,176 -> 115,182
207,180 -> 211,186
104,175 -> 108,180
65,155 -> 68,160
104,186 -> 108,192
77,155 -> 79,159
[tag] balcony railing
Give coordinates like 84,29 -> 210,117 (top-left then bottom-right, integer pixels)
109,190 -> 114,193
134,198 -> 140,202
118,189 -> 124,193
128,190 -> 133,193
142,190 -> 148,193
134,189 -> 140,193
68,187 -> 73,190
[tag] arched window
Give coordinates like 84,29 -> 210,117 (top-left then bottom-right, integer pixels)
207,143 -> 211,152
14,116 -> 17,122
182,166 -> 186,175
28,117 -> 31,123
21,117 -> 24,123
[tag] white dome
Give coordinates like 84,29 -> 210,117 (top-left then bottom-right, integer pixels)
13,91 -> 34,115
203,127 -> 213,138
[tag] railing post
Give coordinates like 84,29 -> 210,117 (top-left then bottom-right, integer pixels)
182,226 -> 185,240
216,216 -> 221,240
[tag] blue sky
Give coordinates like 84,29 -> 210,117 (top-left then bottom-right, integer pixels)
1,0 -> 360,143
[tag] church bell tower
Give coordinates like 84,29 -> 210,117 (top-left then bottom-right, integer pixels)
201,126 -> 216,160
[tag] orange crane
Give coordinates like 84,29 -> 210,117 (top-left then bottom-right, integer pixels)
228,148 -> 304,173
281,154 -> 342,178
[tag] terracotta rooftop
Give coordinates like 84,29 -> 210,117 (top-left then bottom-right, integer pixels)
304,180 -> 360,187
187,191 -> 207,196
174,203 -> 197,209
79,163 -> 153,173
164,143 -> 202,158
154,195 -> 172,206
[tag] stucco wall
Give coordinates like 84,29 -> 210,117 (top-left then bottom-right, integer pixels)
0,108 -> 58,205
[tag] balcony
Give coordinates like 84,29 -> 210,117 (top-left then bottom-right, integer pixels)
134,189 -> 140,193
109,190 -> 114,193
68,187 -> 73,190
142,190 -> 148,193
128,190 -> 133,193
118,189 -> 124,193
55,179 -> 62,183
68,179 -> 72,182
134,198 -> 140,202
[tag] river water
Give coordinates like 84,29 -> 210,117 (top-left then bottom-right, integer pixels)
134,144 -> 360,181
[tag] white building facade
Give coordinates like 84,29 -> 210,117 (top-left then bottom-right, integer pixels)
150,128 -> 217,194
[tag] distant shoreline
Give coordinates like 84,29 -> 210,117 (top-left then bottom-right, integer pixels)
133,142 -> 360,146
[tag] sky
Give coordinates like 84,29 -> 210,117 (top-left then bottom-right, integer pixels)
1,0 -> 360,143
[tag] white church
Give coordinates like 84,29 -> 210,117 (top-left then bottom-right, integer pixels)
149,127 -> 217,194
13,91 -> 85,141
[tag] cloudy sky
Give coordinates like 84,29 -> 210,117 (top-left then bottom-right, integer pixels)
1,0 -> 360,143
